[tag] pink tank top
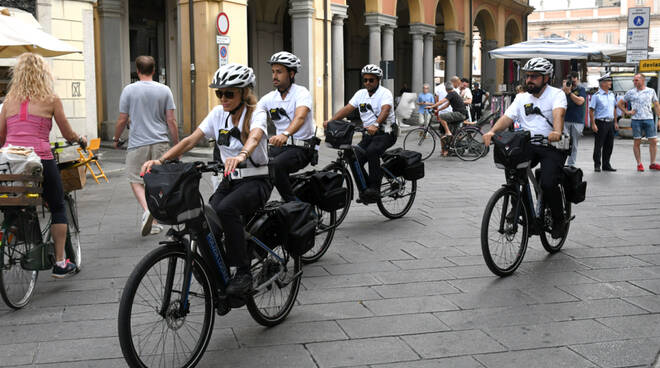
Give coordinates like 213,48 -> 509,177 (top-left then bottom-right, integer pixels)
4,100 -> 53,160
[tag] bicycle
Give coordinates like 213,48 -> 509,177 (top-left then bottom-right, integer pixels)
0,142 -> 85,309
480,135 -> 573,277
323,124 -> 419,224
118,161 -> 303,368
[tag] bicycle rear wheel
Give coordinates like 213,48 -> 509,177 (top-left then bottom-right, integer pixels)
481,187 -> 529,276
301,206 -> 336,264
454,128 -> 486,161
539,187 -> 571,253
0,210 -> 39,309
403,127 -> 436,161
376,175 -> 417,219
118,244 -> 215,368
246,244 -> 301,327
322,163 -> 353,226
64,194 -> 81,270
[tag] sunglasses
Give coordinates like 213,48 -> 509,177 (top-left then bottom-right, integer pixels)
363,78 -> 376,83
215,90 -> 235,99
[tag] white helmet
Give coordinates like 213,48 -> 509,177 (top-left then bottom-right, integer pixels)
209,63 -> 255,89
361,64 -> 383,78
522,57 -> 553,76
267,51 -> 301,72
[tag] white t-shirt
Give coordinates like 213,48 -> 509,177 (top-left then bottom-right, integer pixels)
504,85 -> 567,137
257,83 -> 315,140
198,106 -> 269,167
434,83 -> 452,112
460,87 -> 473,102
348,85 -> 396,132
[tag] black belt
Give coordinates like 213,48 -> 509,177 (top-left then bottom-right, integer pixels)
596,118 -> 613,123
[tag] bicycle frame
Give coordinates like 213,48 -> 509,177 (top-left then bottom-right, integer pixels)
500,166 -> 544,236
332,145 -> 402,194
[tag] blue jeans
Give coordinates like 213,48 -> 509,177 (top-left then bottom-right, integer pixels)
631,119 -> 657,139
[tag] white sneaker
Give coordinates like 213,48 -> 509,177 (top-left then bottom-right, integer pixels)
150,224 -> 164,235
141,211 -> 153,237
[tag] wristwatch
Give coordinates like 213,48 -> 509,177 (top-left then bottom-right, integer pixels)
112,136 -> 119,142
282,131 -> 291,137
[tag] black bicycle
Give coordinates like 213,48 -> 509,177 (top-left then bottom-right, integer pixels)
481,135 -> 573,276
323,123 -> 420,224
118,161 -> 303,368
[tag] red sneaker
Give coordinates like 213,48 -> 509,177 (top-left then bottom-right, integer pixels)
650,163 -> 660,171
637,163 -> 645,172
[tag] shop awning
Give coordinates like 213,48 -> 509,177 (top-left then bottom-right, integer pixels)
489,34 -> 608,61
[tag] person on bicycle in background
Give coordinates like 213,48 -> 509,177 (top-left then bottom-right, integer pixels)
0,52 -> 87,278
257,51 -> 316,202
483,57 -> 568,239
323,64 -> 397,203
141,63 -> 271,296
427,82 -> 468,156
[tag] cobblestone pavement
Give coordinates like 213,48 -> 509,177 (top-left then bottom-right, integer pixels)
1,136 -> 659,367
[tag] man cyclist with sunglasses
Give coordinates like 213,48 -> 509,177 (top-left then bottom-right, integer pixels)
256,51 -> 317,202
483,57 -> 568,239
324,64 -> 397,203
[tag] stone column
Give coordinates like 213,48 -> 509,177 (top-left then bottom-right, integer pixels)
444,31 -> 463,82
289,0 -> 315,89
423,32 -> 434,90
456,38 -> 465,78
482,39 -> 498,92
97,0 -> 125,138
409,24 -> 435,94
382,25 -> 395,93
331,4 -> 348,112
364,13 -> 382,65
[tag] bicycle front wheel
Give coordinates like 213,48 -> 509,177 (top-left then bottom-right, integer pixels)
301,206 -> 336,264
64,194 -> 81,270
322,162 -> 353,226
454,128 -> 486,161
246,244 -> 301,327
376,175 -> 417,219
118,244 -> 215,368
0,210 -> 39,309
481,187 -> 529,276
403,128 -> 436,161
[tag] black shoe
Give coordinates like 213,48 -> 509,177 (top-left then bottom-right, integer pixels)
602,166 -> 617,172
360,188 -> 379,204
594,166 -> 601,172
550,220 -> 565,239
226,271 -> 252,296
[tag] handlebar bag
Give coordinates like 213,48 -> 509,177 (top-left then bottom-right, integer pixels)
143,162 -> 202,225
562,166 -> 587,204
276,201 -> 317,256
493,130 -> 531,168
325,121 -> 355,148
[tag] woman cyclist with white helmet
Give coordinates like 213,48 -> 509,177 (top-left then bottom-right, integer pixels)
324,64 -> 397,203
141,63 -> 271,296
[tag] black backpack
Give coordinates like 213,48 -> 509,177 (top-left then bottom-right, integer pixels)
325,121 -> 355,148
143,162 -> 203,225
493,130 -> 532,168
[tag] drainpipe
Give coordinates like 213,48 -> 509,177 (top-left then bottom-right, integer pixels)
189,0 -> 196,132
323,0 -> 328,122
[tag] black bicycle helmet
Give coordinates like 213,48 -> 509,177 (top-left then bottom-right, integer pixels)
209,63 -> 255,89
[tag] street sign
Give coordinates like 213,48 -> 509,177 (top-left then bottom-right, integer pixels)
627,29 -> 649,49
219,45 -> 228,67
628,7 -> 650,28
639,59 -> 660,72
216,12 -> 229,35
216,35 -> 230,45
379,60 -> 395,79
627,49 -> 648,64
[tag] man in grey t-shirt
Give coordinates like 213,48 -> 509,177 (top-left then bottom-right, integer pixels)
114,55 -> 179,236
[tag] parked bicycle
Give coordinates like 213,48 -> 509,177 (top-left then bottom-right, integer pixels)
118,161 -> 305,368
480,133 -> 583,276
0,141 -> 85,309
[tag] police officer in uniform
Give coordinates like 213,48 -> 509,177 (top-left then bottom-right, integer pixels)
258,51 -> 317,201
589,73 -> 617,172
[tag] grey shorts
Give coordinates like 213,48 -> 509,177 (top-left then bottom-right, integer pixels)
125,142 -> 169,183
437,111 -> 467,124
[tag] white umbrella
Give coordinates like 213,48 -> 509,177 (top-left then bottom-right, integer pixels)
0,8 -> 79,58
489,34 -> 607,61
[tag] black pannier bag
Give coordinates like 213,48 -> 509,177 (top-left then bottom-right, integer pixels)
21,242 -> 54,271
325,120 -> 355,148
311,171 -> 347,211
382,148 -> 424,179
562,166 -> 587,204
493,130 -> 531,168
143,162 -> 203,225
403,161 -> 425,180
276,201 -> 317,256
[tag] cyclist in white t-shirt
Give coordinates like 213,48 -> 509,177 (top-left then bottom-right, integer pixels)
141,64 -> 271,296
257,51 -> 317,201
324,64 -> 398,202
483,57 -> 568,239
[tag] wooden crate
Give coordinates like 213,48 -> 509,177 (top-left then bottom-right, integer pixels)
60,165 -> 87,192
0,173 -> 43,206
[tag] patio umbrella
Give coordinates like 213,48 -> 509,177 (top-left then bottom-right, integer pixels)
489,34 -> 607,61
0,8 -> 79,58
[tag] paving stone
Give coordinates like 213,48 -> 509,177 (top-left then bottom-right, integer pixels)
569,338 -> 660,368
233,320 -> 347,347
402,330 -> 506,358
576,256 -> 653,269
630,279 -> 660,294
301,273 -> 383,289
323,261 -> 400,275
297,286 -> 382,305
557,281 -> 653,300
624,295 -> 660,312
0,306 -> 62,326
391,258 -> 455,270
597,314 -> 660,339
474,347 -> 597,368
361,294 -> 459,316
372,356 -> 485,368
443,288 -> 537,309
288,301 -> 374,323
307,337 -> 419,368
0,342 -> 37,366
201,344 -> 316,368
35,336 -> 122,363
372,268 -> 455,284
371,281 -> 459,298
337,313 -> 449,339
578,266 -> 660,282
0,319 -> 116,344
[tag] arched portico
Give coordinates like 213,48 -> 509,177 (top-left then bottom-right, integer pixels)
474,5 -> 498,92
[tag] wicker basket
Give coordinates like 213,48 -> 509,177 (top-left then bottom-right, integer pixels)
60,165 -> 87,193
0,173 -> 43,206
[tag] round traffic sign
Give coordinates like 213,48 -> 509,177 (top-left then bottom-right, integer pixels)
220,46 -> 227,58
634,16 -> 644,27
217,12 -> 229,35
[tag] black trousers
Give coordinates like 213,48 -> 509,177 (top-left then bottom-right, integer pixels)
269,146 -> 312,201
593,119 -> 615,168
529,145 -> 566,224
355,131 -> 397,190
209,178 -> 272,268
42,159 -> 66,224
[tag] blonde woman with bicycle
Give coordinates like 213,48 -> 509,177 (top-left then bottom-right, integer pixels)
0,52 -> 87,278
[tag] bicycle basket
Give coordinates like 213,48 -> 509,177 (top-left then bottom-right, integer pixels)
324,121 -> 355,148
493,130 -> 531,169
562,166 -> 587,204
143,162 -> 203,225
21,242 -> 55,271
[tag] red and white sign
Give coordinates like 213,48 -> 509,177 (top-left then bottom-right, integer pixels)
216,12 -> 229,35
